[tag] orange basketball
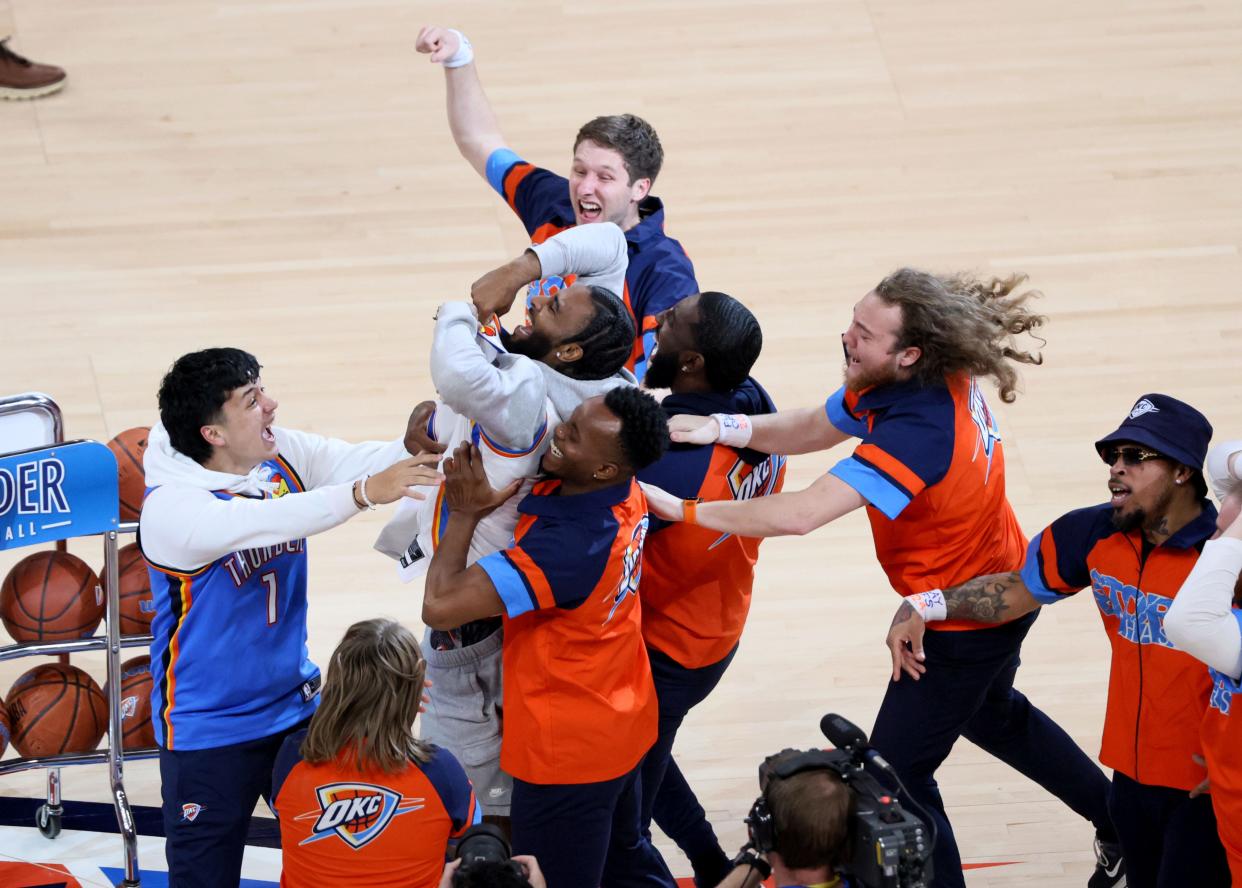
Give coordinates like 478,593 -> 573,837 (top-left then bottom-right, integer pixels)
104,656 -> 155,750
117,543 -> 154,636
0,700 -> 11,757
1,551 -> 104,643
6,663 -> 108,757
106,427 -> 149,522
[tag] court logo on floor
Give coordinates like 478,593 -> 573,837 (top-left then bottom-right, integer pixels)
299,782 -> 423,849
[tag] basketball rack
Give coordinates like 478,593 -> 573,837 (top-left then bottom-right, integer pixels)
0,392 -> 155,888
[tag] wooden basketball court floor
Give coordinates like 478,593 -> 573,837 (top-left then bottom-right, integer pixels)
2,0 -> 1241,883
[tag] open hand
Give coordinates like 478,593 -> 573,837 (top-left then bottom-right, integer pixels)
886,601 -> 927,682
415,26 -> 460,63
365,454 -> 444,505
668,414 -> 719,445
443,442 -> 522,517
639,481 -> 685,521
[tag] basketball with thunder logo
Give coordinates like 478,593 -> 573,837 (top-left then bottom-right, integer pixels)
104,655 -> 155,750
117,543 -> 154,635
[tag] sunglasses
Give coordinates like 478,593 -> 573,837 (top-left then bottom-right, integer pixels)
1099,445 -> 1166,467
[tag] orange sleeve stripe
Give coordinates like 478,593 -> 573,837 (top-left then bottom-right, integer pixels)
503,163 -> 535,210
854,443 -> 925,497
1038,530 -> 1068,591
162,575 -> 195,749
506,547 -> 556,611
530,221 -> 566,246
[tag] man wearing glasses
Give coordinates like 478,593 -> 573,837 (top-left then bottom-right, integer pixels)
887,393 -> 1231,887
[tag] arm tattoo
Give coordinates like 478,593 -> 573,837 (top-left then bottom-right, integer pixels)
890,601 -> 917,628
943,572 -> 1023,622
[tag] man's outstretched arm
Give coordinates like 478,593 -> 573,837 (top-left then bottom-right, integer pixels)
415,25 -> 506,179
642,471 -> 865,538
669,405 -> 850,457
885,572 -> 1042,681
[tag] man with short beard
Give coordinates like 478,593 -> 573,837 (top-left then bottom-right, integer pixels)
376,223 -> 636,827
636,292 -> 785,886
642,268 -> 1120,888
887,394 -> 1230,887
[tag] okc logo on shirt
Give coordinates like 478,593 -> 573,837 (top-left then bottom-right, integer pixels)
726,454 -> 784,503
1090,570 -> 1174,647
966,378 -> 1001,484
297,782 -> 423,849
608,517 -> 649,624
180,803 -> 204,823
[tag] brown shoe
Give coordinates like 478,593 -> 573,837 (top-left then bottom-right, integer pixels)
0,38 -> 67,100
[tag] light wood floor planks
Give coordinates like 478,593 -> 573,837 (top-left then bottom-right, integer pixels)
2,0 -> 1241,883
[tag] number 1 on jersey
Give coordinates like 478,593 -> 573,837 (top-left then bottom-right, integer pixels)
262,571 -> 279,625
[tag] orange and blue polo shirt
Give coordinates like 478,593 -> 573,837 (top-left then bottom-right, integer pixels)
271,731 -> 479,888
477,477 -> 658,785
1202,614 -> 1242,877
1022,501 -> 1219,790
484,148 -> 698,381
637,379 -> 787,668
825,374 -> 1027,631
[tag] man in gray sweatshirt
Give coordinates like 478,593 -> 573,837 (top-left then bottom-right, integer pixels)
377,222 -> 637,823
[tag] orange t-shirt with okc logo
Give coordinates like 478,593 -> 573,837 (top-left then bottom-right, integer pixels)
271,731 -> 479,888
825,374 -> 1027,631
477,478 -> 658,785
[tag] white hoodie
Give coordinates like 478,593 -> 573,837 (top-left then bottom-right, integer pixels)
141,422 -> 410,571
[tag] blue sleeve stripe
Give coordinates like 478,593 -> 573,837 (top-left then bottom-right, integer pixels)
478,551 -> 537,618
477,417 -> 548,456
1021,534 -> 1061,605
825,387 -> 867,438
829,456 -> 911,520
485,147 -> 522,197
634,330 -> 657,382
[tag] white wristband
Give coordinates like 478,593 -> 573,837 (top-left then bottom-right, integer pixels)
441,29 -> 474,68
712,413 -> 753,448
358,475 -> 377,511
905,590 -> 947,622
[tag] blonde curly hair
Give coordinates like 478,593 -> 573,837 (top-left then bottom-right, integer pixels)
875,268 -> 1047,403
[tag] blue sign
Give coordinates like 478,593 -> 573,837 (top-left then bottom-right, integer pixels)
0,440 -> 119,550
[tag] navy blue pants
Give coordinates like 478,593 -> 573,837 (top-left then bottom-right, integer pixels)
1107,772 -> 1228,887
512,761 -> 676,888
871,611 -> 1113,888
639,645 -> 737,887
159,719 -> 309,888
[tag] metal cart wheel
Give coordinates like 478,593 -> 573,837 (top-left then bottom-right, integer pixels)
36,803 -> 63,839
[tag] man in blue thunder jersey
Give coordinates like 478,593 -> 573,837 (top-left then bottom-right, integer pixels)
138,347 -> 441,888
415,24 -> 698,381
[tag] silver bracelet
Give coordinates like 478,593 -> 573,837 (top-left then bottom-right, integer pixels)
358,475 -> 377,510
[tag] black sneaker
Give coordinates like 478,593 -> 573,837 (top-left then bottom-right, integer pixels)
1088,836 -> 1126,888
